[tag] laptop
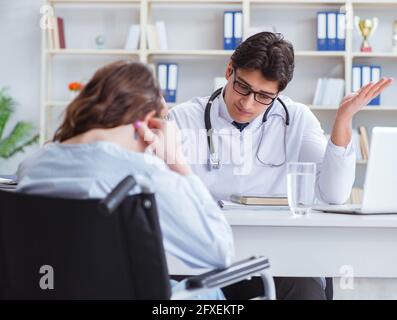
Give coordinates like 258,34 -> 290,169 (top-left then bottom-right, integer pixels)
313,127 -> 397,215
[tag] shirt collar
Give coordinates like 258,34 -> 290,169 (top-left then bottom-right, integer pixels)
218,87 -> 234,123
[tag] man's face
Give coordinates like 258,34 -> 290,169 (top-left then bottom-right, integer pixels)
223,63 -> 279,123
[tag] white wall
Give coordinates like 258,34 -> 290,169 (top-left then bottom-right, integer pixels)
0,0 -> 42,173
0,0 -> 42,128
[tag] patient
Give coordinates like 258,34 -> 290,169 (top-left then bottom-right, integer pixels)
16,61 -> 233,299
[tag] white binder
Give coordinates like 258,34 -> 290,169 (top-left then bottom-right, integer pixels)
352,66 -> 362,92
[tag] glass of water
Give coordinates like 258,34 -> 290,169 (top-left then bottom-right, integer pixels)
287,162 -> 316,216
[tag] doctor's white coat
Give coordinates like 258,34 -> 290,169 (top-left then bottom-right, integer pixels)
169,91 -> 355,204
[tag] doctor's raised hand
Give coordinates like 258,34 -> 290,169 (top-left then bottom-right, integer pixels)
331,77 -> 394,147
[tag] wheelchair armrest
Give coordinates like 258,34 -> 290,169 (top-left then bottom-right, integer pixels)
185,256 -> 270,290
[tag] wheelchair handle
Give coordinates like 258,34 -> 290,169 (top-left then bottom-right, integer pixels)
98,175 -> 137,215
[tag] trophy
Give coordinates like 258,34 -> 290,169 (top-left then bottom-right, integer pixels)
393,21 -> 397,53
354,16 -> 379,52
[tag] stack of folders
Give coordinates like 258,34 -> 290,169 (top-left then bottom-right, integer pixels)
312,78 -> 345,106
352,65 -> 382,106
317,11 -> 345,51
157,63 -> 178,103
224,11 -> 242,50
230,194 -> 289,206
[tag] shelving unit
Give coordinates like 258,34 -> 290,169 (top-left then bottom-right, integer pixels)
41,0 -> 397,189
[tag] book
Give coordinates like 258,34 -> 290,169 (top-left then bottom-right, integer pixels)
217,200 -> 287,210
155,21 -> 168,50
230,194 -> 289,206
352,130 -> 363,161
57,17 -> 66,49
53,15 -> 60,49
312,78 -> 345,106
358,126 -> 370,160
146,24 -> 160,50
124,24 -> 140,50
347,187 -> 363,205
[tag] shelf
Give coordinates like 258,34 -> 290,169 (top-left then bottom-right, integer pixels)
149,0 -> 242,3
147,50 -> 346,57
295,51 -> 345,57
147,49 -> 235,56
49,0 -> 139,3
251,0 -> 345,3
310,106 -> 397,111
46,101 -> 70,107
352,52 -> 397,59
46,49 -> 140,56
351,0 -> 397,5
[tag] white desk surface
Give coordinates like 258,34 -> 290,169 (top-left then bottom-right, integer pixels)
224,209 -> 397,228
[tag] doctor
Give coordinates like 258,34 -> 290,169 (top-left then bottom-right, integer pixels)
169,32 -> 393,203
169,32 -> 393,300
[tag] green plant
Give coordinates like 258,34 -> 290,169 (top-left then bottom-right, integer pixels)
0,88 -> 39,159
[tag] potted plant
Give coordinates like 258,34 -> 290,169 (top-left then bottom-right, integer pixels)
68,81 -> 84,99
0,88 -> 39,174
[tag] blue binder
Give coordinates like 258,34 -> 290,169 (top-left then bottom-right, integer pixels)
317,12 -> 327,51
352,65 -> 362,93
327,12 -> 337,51
167,63 -> 178,103
224,11 -> 234,50
157,63 -> 168,101
369,66 -> 381,106
337,12 -> 346,51
233,11 -> 243,49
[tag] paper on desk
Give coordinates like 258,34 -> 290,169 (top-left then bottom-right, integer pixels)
217,200 -> 288,211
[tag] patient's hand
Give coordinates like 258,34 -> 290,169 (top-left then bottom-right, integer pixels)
134,118 -> 192,176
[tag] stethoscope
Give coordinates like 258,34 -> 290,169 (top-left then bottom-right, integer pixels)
205,87 -> 290,171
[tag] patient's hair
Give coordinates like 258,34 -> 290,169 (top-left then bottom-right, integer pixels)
53,61 -> 163,142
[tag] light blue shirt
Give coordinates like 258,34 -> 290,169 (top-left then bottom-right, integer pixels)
16,141 -> 235,270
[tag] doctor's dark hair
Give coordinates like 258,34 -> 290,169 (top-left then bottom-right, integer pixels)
231,32 -> 295,92
53,60 -> 163,142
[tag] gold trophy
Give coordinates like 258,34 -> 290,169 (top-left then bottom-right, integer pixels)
355,16 -> 379,52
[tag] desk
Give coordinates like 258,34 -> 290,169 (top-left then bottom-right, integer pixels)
168,209 -> 397,278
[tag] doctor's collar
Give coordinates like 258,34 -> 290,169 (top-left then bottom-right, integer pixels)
218,86 -> 234,123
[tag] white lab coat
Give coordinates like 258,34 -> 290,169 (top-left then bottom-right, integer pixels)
169,89 -> 356,204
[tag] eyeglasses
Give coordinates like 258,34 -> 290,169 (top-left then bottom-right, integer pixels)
232,68 -> 278,106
